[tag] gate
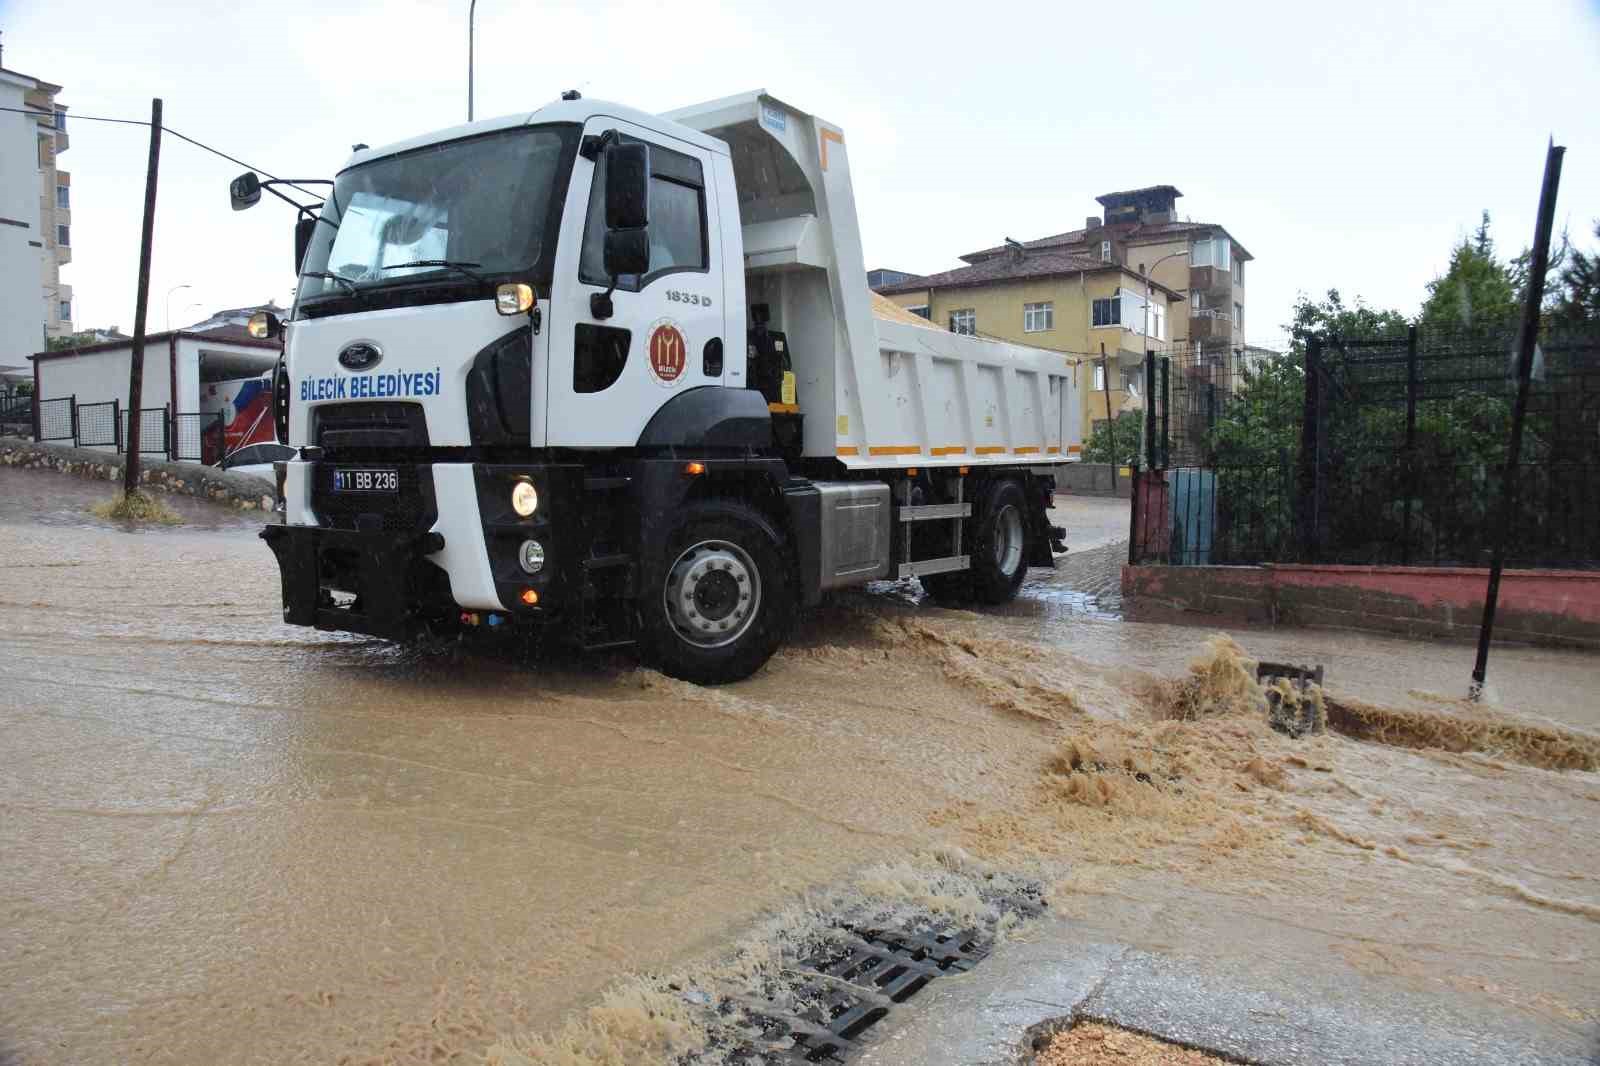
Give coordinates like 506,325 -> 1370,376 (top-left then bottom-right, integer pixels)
76,400 -> 122,449
171,411 -> 224,463
121,407 -> 170,456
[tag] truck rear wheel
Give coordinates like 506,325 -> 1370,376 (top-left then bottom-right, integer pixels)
921,478 -> 1030,606
639,500 -> 794,685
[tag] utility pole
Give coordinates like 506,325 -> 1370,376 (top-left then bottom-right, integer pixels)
1470,139 -> 1565,699
467,0 -> 477,121
123,98 -> 162,497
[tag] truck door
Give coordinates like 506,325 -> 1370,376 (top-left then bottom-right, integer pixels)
546,118 -> 727,447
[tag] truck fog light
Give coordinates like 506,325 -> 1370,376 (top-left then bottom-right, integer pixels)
510,479 -> 538,516
518,539 -> 545,574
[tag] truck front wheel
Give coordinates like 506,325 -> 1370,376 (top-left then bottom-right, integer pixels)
639,500 -> 794,685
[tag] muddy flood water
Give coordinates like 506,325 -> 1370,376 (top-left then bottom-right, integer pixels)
1,468 -> 1596,1064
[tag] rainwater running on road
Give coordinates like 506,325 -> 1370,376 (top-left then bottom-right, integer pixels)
1,470 -> 1595,1064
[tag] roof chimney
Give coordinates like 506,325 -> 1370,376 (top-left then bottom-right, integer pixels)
1086,216 -> 1102,230
1004,237 -> 1025,261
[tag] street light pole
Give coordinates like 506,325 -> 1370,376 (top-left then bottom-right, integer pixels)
165,283 -> 192,332
1139,249 -> 1189,467
467,0 -> 477,121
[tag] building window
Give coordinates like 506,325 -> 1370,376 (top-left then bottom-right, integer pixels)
1091,295 -> 1120,327
1093,363 -> 1107,391
905,304 -> 930,319
1121,367 -> 1142,393
1023,301 -> 1053,333
1100,240 -> 1112,263
1148,300 -> 1166,341
55,109 -> 67,131
56,224 -> 69,246
1233,302 -> 1243,330
1192,237 -> 1231,271
56,185 -> 69,209
1232,258 -> 1244,286
949,309 -> 976,335
59,300 -> 71,322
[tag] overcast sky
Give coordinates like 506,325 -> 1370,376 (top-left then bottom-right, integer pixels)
4,0 -> 1598,351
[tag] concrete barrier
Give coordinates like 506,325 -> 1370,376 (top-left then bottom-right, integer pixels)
1054,463 -> 1132,498
1122,561 -> 1600,650
0,439 -> 275,511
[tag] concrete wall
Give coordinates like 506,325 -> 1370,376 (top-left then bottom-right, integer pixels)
1123,562 -> 1600,649
1054,462 -> 1132,498
0,74 -> 42,370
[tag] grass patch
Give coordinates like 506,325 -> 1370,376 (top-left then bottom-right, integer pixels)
91,491 -> 182,525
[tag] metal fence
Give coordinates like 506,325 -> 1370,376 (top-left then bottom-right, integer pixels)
28,396 -> 230,463
37,396 -> 75,443
0,392 -> 32,432
1130,323 -> 1600,570
76,400 -> 122,449
171,411 -> 223,463
121,407 -> 170,456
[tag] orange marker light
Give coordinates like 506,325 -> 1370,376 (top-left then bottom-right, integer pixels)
959,466 -> 970,475
906,468 -> 917,477
684,461 -> 707,476
520,588 -> 539,606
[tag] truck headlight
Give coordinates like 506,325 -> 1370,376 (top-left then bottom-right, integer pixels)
511,480 -> 538,517
518,539 -> 545,574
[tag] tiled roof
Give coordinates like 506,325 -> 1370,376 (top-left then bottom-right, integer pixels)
874,251 -> 1184,299
1095,184 -> 1182,205
961,219 -> 1250,264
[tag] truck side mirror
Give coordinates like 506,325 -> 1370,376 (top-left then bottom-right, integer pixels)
230,171 -> 262,211
294,216 -> 316,275
603,228 -> 649,278
603,141 -> 649,230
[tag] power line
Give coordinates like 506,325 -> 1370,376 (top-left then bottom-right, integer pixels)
0,103 -> 324,200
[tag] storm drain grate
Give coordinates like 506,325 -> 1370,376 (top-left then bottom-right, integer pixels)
709,892 -> 1045,1064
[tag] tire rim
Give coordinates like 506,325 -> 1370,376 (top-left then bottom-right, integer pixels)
664,539 -> 761,649
993,503 -> 1024,575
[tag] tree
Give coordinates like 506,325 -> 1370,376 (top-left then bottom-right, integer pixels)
1420,211 -> 1519,331
1082,410 -> 1141,466
46,330 -> 103,351
1286,288 -> 1410,356
1552,220 -> 1600,326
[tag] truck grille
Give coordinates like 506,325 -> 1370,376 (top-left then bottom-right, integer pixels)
312,402 -> 429,454
311,464 -> 436,534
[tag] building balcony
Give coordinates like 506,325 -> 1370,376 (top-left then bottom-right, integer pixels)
1189,310 -> 1234,344
1188,264 -> 1232,299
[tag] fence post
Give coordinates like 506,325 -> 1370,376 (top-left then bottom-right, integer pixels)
69,394 -> 78,447
1159,356 -> 1171,468
1297,337 -> 1322,562
1143,350 -> 1157,469
1127,460 -> 1142,566
113,399 -> 123,453
164,404 -> 173,460
1401,325 -> 1419,565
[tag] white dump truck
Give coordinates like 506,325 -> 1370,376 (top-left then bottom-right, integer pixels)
233,90 -> 1082,682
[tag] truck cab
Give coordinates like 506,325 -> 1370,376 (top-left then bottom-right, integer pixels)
248,91 -> 1076,683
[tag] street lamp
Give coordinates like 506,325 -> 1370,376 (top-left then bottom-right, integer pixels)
467,0 -> 477,121
1139,249 -> 1189,468
165,283 -> 192,331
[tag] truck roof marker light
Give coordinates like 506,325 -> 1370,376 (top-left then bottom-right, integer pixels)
520,588 -> 539,606
684,461 -> 706,476
906,468 -> 917,477
959,466 -> 970,475
497,283 -> 535,315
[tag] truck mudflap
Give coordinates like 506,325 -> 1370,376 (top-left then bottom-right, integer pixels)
260,524 -> 450,640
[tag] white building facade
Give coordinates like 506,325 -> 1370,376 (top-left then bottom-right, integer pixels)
0,56 -> 70,372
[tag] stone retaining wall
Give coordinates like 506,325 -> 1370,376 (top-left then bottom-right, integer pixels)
0,439 -> 275,511
1123,561 -> 1600,649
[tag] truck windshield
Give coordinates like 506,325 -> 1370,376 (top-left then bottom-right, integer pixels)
297,124 -> 578,311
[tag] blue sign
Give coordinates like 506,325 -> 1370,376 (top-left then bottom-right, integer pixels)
300,367 -> 442,402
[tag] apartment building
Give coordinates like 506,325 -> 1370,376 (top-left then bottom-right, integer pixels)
0,42 -> 70,366
875,186 -> 1252,433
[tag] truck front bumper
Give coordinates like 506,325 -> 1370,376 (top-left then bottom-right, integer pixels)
260,524 -> 452,639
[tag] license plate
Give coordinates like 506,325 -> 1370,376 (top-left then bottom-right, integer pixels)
332,468 -> 399,493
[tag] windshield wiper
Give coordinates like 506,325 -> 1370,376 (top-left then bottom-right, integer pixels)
301,270 -> 359,296
381,260 -> 488,284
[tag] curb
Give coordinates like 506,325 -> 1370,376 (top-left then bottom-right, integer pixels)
0,438 -> 275,511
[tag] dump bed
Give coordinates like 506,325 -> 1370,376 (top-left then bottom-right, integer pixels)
667,92 -> 1082,469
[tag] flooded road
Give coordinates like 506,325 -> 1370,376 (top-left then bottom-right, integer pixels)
1,471 -> 1596,1064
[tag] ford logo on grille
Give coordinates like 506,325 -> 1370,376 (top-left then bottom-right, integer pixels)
338,342 -> 383,371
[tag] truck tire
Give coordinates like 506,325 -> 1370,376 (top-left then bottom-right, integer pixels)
970,478 -> 1030,604
638,499 -> 794,685
921,478 -> 1031,606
